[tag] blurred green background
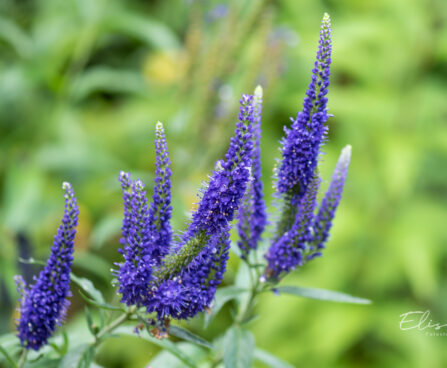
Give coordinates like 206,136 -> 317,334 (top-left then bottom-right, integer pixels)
0,0 -> 446,367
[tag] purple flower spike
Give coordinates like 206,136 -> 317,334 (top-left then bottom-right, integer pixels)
237,86 -> 268,259
16,182 -> 78,351
276,13 -> 332,201
265,174 -> 320,279
186,94 -> 254,238
119,171 -> 132,246
147,122 -> 173,263
117,178 -> 154,306
312,145 -> 351,251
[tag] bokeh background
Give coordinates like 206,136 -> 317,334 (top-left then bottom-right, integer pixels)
1,0 -> 446,367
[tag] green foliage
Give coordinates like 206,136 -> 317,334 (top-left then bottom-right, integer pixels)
0,0 -> 446,367
223,326 -> 255,368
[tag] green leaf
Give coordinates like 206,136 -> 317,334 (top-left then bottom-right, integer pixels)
78,290 -> 124,312
0,165 -> 44,232
276,286 -> 372,304
114,326 -> 196,368
90,215 -> 122,250
168,326 -> 213,350
70,273 -> 105,303
84,306 -> 96,337
0,16 -> 32,58
104,11 -> 180,50
49,330 -> 68,356
254,349 -> 294,368
73,252 -> 112,284
18,257 -> 46,266
204,286 -> 248,328
150,342 -> 206,368
69,67 -> 148,100
0,345 -> 17,368
0,334 -> 20,366
223,326 -> 255,368
58,344 -> 94,368
24,358 -> 60,368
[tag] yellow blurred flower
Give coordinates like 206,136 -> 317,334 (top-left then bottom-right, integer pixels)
143,51 -> 186,85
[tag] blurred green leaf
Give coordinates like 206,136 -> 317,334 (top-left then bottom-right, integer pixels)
49,330 -> 69,356
275,286 -> 371,304
18,257 -> 46,266
104,11 -> 180,50
24,358 -> 61,368
168,325 -> 213,350
58,344 -> 94,368
90,215 -> 122,250
0,16 -> 31,58
0,334 -> 20,366
0,165 -> 44,232
149,342 -> 206,368
0,344 -> 17,368
114,326 -> 196,368
79,291 -> 124,312
84,306 -> 95,336
73,252 -> 112,284
70,273 -> 105,303
254,348 -> 294,368
205,286 -> 248,328
223,326 -> 255,368
69,67 -> 148,100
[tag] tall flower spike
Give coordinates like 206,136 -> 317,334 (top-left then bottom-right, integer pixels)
16,182 -> 78,350
147,122 -> 173,263
311,145 -> 351,254
265,174 -> 320,279
186,94 -> 255,238
117,177 -> 153,306
119,171 -> 132,246
147,95 -> 254,320
276,13 -> 332,201
237,86 -> 268,259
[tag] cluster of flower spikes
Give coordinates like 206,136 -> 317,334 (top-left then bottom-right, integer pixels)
117,121 -> 173,307
15,182 -> 79,350
263,13 -> 351,280
117,95 -> 254,320
236,86 -> 268,259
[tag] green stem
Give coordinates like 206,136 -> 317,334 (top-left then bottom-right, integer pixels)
94,307 -> 135,347
236,262 -> 261,324
17,349 -> 27,368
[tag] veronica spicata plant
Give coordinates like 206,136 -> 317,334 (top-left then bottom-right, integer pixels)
3,14 -> 370,368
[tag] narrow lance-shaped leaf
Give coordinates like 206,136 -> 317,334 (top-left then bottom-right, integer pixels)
276,285 -> 371,304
